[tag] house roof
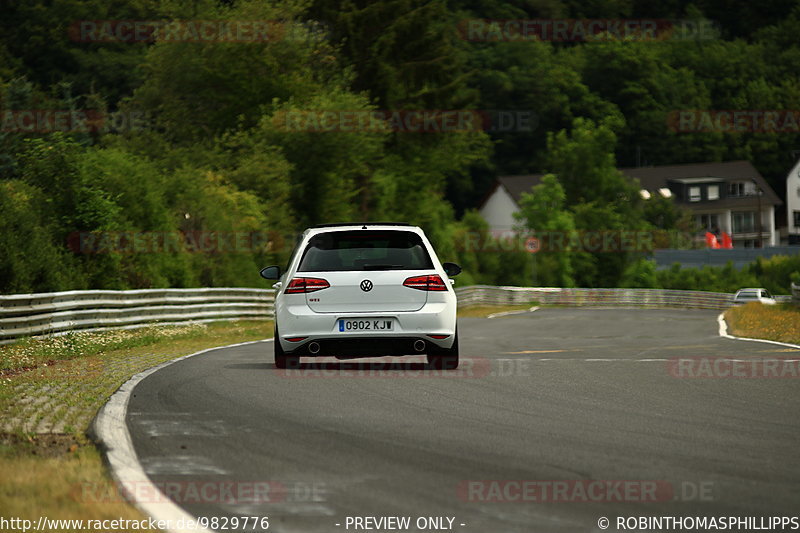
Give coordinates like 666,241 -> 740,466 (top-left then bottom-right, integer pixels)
619,160 -> 782,206
488,174 -> 545,205
482,161 -> 782,209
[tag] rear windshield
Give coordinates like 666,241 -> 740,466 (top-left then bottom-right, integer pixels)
297,231 -> 434,272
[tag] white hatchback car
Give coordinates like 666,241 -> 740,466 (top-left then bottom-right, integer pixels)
732,288 -> 777,306
260,223 -> 461,369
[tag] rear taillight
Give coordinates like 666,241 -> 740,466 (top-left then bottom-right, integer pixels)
285,277 -> 330,294
403,274 -> 447,291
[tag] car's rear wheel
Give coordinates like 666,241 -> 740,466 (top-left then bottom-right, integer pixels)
274,327 -> 300,369
427,330 -> 459,370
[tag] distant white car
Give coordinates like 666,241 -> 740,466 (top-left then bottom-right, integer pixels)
732,288 -> 777,306
260,223 -> 461,369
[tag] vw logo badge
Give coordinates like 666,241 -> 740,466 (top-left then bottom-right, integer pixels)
360,279 -> 373,292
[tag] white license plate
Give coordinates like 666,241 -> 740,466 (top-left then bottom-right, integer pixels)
338,319 -> 393,332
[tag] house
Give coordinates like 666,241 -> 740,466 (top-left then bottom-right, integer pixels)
479,160 -> 782,248
784,157 -> 800,245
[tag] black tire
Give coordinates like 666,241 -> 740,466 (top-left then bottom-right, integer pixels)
274,327 -> 299,369
427,330 -> 459,370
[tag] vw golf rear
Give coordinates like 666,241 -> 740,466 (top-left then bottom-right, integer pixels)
260,223 -> 460,369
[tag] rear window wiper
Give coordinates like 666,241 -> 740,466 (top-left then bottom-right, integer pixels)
361,264 -> 405,270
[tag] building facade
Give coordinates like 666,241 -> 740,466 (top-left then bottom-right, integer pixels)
784,158 -> 800,245
479,161 -> 782,248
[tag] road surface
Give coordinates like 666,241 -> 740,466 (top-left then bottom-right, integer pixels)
126,308 -> 800,532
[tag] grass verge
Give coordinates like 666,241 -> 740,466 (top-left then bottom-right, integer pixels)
0,320 -> 272,526
0,439 -> 160,526
724,303 -> 800,344
458,304 -> 536,318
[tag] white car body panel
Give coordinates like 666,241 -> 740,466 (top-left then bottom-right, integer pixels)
303,271 -> 428,313
270,224 -> 458,356
732,288 -> 777,306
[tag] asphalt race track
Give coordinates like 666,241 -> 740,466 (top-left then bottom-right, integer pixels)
125,308 -> 800,533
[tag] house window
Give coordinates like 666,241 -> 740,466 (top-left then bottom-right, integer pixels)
794,211 -> 800,228
707,185 -> 719,200
697,214 -> 719,231
688,186 -> 701,202
732,212 -> 755,233
728,182 -> 745,197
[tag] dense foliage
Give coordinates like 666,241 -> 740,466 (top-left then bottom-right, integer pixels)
1,0 -> 799,293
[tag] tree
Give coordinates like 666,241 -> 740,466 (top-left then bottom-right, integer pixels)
515,174 -> 577,287
130,0 -> 343,143
0,180 -> 83,292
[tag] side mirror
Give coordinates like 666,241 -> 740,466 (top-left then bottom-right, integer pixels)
442,262 -> 462,277
260,265 -> 281,280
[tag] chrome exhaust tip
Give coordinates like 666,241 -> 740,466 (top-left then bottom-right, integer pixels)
413,340 -> 426,352
308,341 -> 321,354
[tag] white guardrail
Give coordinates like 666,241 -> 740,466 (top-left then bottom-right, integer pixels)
0,288 -> 274,345
0,285 -> 791,345
456,285 -> 791,309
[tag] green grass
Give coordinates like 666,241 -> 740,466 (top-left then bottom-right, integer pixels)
1,322 -> 240,372
0,441 -> 160,528
1,320 -> 273,435
0,319 -> 273,528
725,303 -> 800,344
458,304 -> 536,318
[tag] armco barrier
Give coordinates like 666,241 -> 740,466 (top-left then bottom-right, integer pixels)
0,285 -> 789,345
454,285 -> 791,308
454,285 -> 737,309
0,288 -> 274,345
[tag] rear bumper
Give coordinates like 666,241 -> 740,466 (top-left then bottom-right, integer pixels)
276,300 -> 456,354
284,336 -> 442,356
